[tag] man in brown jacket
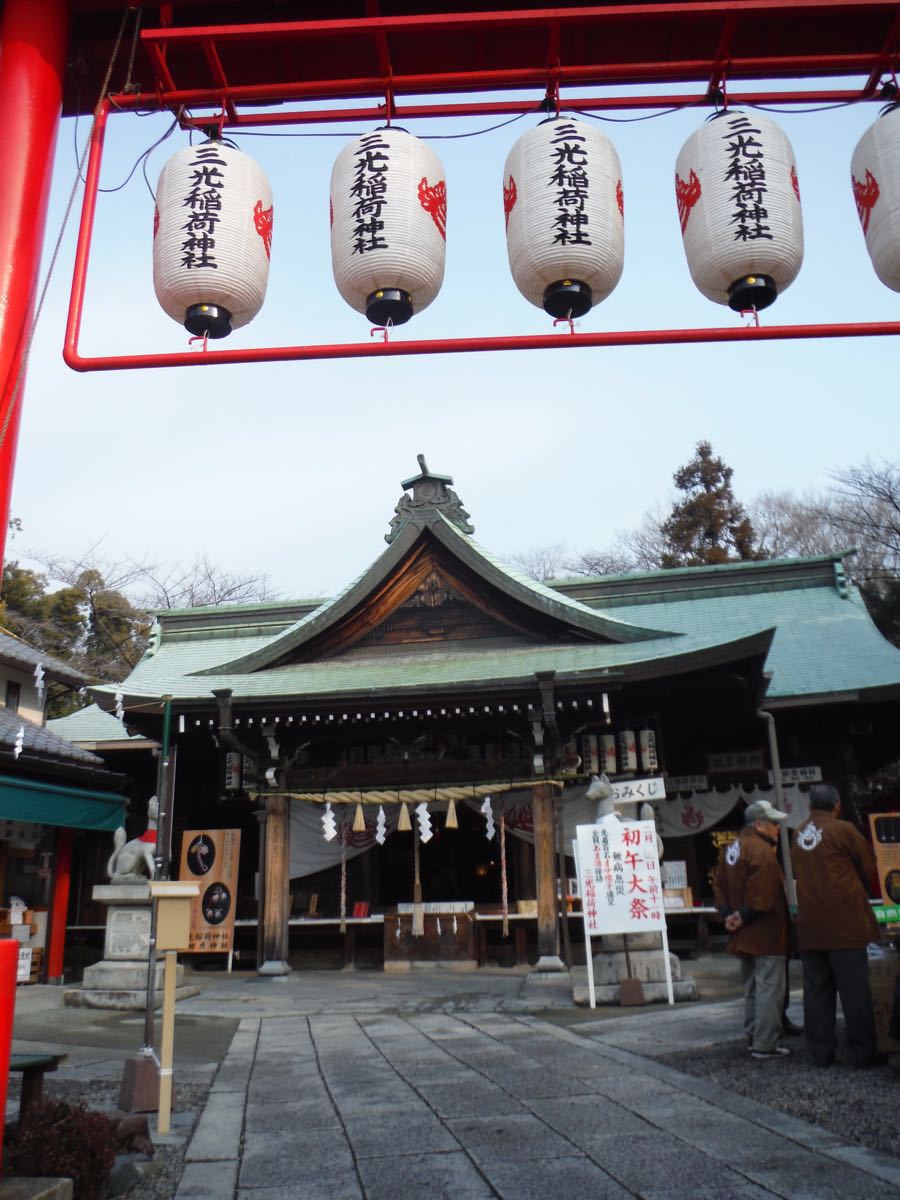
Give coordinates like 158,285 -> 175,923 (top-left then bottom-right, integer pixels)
791,784 -> 879,1068
714,799 -> 791,1059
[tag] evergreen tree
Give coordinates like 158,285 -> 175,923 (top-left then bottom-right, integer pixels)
659,441 -> 758,567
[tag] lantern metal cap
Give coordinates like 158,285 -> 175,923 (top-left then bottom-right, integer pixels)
366,288 -> 413,326
726,274 -> 777,312
185,303 -> 233,338
543,279 -> 592,319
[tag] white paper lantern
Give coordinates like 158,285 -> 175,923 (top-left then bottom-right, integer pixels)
503,117 -> 624,317
618,729 -> 637,774
330,127 -> 446,325
153,139 -> 273,337
674,110 -> 803,310
851,103 -> 900,292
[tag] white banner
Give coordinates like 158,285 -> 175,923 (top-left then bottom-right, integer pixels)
649,783 -> 810,838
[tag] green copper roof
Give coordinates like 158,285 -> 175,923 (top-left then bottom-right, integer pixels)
95,626 -> 773,706
552,554 -> 900,701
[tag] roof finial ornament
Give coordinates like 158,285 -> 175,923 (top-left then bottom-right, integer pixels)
385,453 -> 475,543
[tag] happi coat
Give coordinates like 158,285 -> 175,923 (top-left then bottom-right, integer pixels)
790,810 -> 879,951
714,826 -> 789,957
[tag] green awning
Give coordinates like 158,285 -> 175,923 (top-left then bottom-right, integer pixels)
0,774 -> 124,832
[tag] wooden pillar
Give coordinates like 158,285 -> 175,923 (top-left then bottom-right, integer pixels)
258,796 -> 291,976
531,785 -> 566,973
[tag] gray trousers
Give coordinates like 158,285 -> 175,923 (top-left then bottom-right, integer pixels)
740,954 -> 786,1052
801,948 -> 877,1066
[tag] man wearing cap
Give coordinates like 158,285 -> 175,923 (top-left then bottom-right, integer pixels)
714,799 -> 791,1060
791,784 -> 879,1068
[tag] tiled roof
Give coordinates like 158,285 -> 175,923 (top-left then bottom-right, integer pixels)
47,704 -> 156,747
553,556 -> 900,700
0,705 -> 103,766
94,626 -> 773,705
95,548 -> 900,710
0,630 -> 86,687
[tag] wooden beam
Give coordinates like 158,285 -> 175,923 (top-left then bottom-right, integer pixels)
259,795 -> 291,976
531,784 -> 566,972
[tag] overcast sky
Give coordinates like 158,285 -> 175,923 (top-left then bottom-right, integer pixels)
9,79 -> 899,599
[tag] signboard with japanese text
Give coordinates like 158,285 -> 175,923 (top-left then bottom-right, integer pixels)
575,820 -> 666,935
707,750 -> 766,775
608,778 -> 666,806
178,829 -> 241,955
574,819 -> 674,1008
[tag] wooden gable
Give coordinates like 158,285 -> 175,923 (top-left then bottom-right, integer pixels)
268,532 -> 613,666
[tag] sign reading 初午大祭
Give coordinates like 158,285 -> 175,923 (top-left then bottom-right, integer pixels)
574,819 -> 674,1009
178,829 -> 241,953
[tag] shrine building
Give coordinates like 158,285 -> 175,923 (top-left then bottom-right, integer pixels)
86,459 -> 900,974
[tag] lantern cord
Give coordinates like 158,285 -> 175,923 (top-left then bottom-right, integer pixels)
0,0 -> 133,455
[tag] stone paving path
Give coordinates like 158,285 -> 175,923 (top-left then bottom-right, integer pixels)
176,1010 -> 900,1200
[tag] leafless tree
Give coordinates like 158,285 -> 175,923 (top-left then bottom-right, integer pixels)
748,490 -> 842,561
506,543 -> 569,582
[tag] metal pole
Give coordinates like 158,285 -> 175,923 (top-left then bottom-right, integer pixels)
758,709 -> 797,910
142,698 -> 172,1054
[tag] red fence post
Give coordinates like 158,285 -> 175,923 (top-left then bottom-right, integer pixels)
0,938 -> 19,1169
0,0 -> 68,573
47,829 -> 73,985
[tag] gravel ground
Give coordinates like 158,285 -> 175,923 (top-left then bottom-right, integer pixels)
656,1034 -> 900,1159
5,1076 -> 207,1199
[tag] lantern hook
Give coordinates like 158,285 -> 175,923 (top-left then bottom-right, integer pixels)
381,72 -> 397,126
553,313 -> 577,336
740,307 -> 760,328
188,332 -> 210,352
544,62 -> 562,118
370,324 -> 391,343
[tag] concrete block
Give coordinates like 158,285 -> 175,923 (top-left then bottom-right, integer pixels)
186,1091 -> 245,1162
0,1182 -> 73,1200
176,1161 -> 238,1199
358,1151 -> 495,1199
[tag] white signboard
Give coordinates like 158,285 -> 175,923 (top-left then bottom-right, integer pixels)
768,766 -> 821,785
16,945 -> 32,983
608,778 -> 666,805
574,819 -> 674,1008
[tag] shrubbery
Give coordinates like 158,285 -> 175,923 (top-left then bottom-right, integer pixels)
5,1100 -> 117,1200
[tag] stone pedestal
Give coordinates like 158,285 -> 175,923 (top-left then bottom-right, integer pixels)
585,931 -> 698,1004
64,882 -> 194,1010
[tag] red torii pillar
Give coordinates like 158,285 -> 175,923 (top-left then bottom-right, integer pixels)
0,0 -> 68,570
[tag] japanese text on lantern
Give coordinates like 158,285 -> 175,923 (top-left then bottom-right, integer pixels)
549,123 -> 592,247
181,145 -> 226,269
575,820 -> 665,935
722,115 -> 773,243
351,132 -> 391,255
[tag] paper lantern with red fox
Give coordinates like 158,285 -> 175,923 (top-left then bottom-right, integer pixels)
153,140 -> 273,338
330,128 -> 447,325
675,111 -> 803,311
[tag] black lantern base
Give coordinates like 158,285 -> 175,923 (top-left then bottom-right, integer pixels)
366,289 -> 413,326
726,274 -> 777,312
543,279 -> 592,319
184,303 -> 233,338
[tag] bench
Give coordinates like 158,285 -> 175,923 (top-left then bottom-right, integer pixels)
9,1052 -> 67,1120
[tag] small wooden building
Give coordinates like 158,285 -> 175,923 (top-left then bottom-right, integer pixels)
93,460 -> 900,974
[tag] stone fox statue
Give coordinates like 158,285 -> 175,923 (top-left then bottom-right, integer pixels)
107,796 -> 159,881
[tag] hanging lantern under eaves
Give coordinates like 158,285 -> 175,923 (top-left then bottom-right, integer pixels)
153,139 -> 273,338
503,116 -> 624,317
330,127 -> 447,325
851,103 -> 900,292
675,110 -> 803,311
